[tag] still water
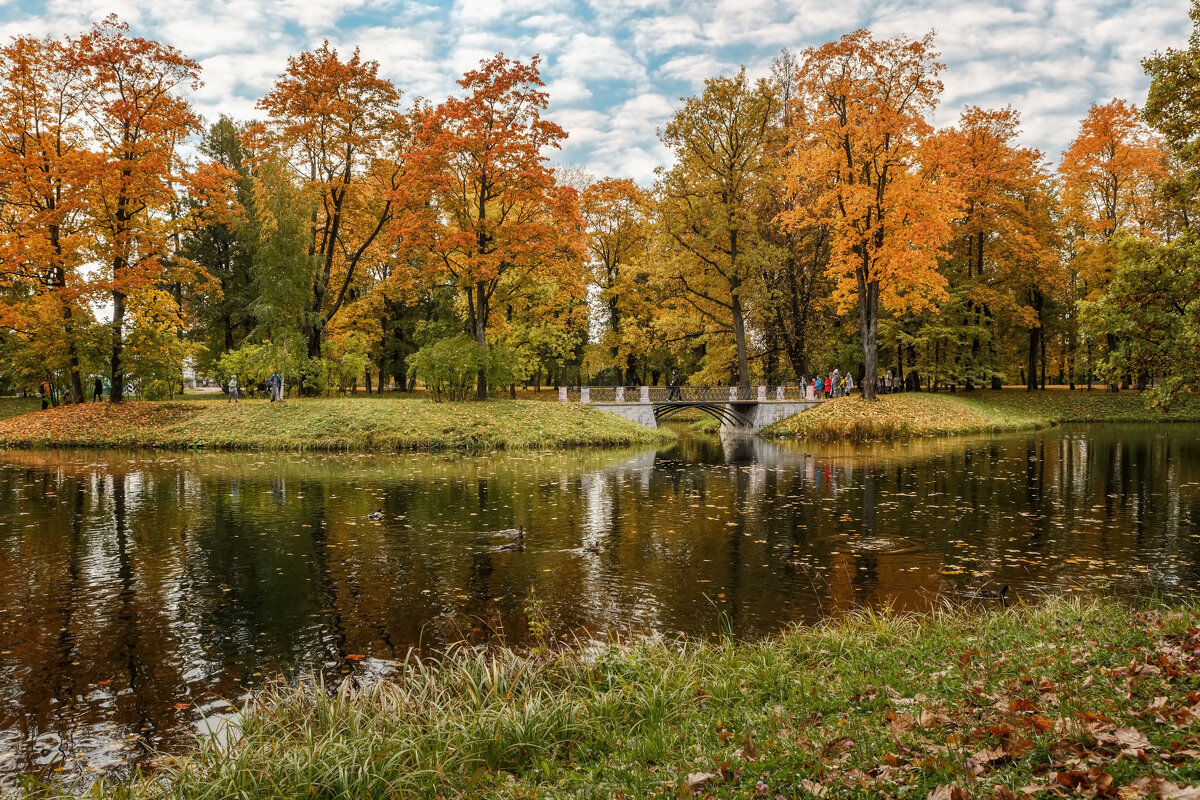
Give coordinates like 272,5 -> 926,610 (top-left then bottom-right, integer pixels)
1,425 -> 1199,785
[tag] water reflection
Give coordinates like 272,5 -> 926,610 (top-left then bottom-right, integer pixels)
2,425 -> 1200,785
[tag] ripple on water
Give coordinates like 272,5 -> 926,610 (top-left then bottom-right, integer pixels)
830,533 -> 924,555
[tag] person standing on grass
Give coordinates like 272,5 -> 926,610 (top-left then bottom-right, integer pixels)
228,374 -> 239,404
269,371 -> 280,402
39,380 -> 50,410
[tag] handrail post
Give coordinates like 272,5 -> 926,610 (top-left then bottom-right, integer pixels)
581,387 -> 590,404
757,385 -> 767,402
558,386 -> 567,402
728,386 -> 737,402
776,385 -> 785,401
615,386 -> 625,403
640,385 -> 650,403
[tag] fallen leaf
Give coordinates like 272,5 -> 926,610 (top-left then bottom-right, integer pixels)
799,779 -> 828,797
1113,727 -> 1152,754
685,772 -> 719,791
927,783 -> 965,800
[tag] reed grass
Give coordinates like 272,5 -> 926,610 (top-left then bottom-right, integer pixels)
37,597 -> 1200,799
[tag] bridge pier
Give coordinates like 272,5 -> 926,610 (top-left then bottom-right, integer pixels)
723,401 -> 819,434
597,402 -> 659,429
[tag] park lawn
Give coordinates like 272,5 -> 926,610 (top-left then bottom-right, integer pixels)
766,389 -> 1200,441
0,397 -> 674,452
0,397 -> 41,421
57,597 -> 1200,799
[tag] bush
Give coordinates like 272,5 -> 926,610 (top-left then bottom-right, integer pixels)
406,336 -> 534,401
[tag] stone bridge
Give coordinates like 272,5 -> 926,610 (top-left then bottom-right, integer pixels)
558,385 -> 820,435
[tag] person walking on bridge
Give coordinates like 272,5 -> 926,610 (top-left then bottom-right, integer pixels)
668,370 -> 682,400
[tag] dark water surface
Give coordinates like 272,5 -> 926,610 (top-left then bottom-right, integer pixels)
2,424 -> 1200,785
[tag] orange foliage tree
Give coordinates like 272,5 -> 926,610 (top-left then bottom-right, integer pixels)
1059,99 -> 1165,389
0,35 -> 98,403
74,16 -> 202,402
939,106 -> 1062,391
255,42 -> 417,366
398,54 -> 584,400
782,30 -> 959,400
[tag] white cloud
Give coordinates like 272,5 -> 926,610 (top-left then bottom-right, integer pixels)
0,0 -> 1193,181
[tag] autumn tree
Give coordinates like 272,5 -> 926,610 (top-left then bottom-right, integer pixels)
181,117 -> 256,369
657,69 -> 779,391
939,106 -> 1062,392
74,16 -> 202,402
0,35 -> 97,403
1059,99 -> 1165,389
580,178 -> 655,384
256,42 -> 416,367
759,48 -> 830,384
1144,0 -> 1200,226
782,31 -> 959,400
399,54 -> 584,400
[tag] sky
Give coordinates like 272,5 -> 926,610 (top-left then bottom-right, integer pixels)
0,0 -> 1192,183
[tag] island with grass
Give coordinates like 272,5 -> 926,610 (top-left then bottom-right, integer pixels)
0,397 -> 674,452
762,389 -> 1200,442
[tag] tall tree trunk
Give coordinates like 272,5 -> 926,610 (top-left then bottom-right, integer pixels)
731,287 -> 750,391
474,281 -> 489,400
49,220 -> 85,404
857,271 -> 879,400
1027,290 -> 1043,392
110,289 -> 125,402
1106,333 -> 1119,392
1040,327 -> 1047,390
62,304 -> 84,405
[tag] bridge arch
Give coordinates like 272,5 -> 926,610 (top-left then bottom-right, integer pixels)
653,402 -> 753,428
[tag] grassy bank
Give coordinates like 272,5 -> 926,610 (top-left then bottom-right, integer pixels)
0,398 -> 674,452
0,397 -> 40,421
52,598 -> 1200,799
767,389 -> 1200,441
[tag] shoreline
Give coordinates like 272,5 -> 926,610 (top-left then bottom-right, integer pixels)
0,398 -> 675,453
50,597 -> 1200,799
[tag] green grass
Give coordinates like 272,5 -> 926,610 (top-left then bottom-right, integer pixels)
39,598 -> 1200,799
767,389 -> 1200,441
0,397 -> 41,421
0,398 -> 675,452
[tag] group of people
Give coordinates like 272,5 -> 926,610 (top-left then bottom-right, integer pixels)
38,377 -> 106,409
804,369 -> 853,400
226,372 -> 284,403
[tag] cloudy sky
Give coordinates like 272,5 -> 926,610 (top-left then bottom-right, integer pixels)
0,0 -> 1191,183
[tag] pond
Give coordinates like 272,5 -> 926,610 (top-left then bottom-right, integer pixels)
1,424 -> 1199,786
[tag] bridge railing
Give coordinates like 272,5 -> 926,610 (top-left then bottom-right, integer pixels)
558,385 -> 816,403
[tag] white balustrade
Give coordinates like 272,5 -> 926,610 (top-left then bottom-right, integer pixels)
640,386 -> 650,403
757,385 -> 767,401
558,386 -> 567,402
581,387 -> 590,404
728,386 -> 738,402
615,386 -> 625,403
776,386 -> 785,401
